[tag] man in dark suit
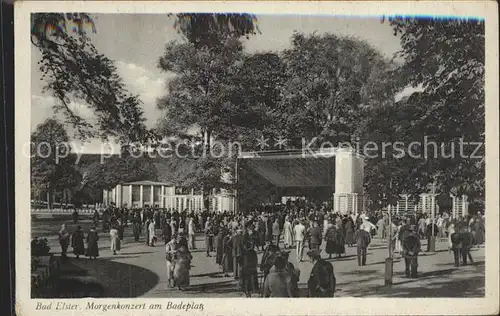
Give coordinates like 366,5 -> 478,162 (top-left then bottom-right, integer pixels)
354,227 -> 371,266
307,249 -> 335,297
230,228 -> 245,279
402,225 -> 421,278
309,221 -> 322,251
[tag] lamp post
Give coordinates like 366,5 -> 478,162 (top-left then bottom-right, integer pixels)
384,179 -> 394,286
429,182 -> 436,252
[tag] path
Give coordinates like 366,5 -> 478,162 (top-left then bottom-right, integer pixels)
36,219 -> 485,298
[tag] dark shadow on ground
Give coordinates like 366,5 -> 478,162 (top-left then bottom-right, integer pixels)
192,271 -> 224,278
155,280 -> 240,295
324,254 -> 358,262
33,256 -> 159,298
117,251 -> 155,255
340,269 -> 380,276
339,264 -> 485,298
341,275 -> 485,298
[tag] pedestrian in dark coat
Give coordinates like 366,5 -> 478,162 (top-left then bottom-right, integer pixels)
205,219 -> 215,257
324,222 -> 336,259
309,221 -> 322,251
71,226 -> 85,259
240,242 -> 259,297
231,229 -> 245,279
354,228 -> 371,266
307,249 -> 335,297
215,227 -> 224,265
222,233 -> 233,276
402,225 -> 421,278
163,219 -> 172,245
345,218 -> 355,246
85,227 -> 99,259
132,214 -> 141,242
266,217 -> 273,242
333,222 -> 346,257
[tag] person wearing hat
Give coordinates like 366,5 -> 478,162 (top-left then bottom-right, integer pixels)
294,219 -> 306,262
85,226 -> 99,259
205,217 -> 215,257
307,249 -> 335,297
71,225 -> 85,259
239,241 -> 259,297
231,228 -> 245,279
354,225 -> 371,266
402,225 -> 421,278
262,255 -> 292,297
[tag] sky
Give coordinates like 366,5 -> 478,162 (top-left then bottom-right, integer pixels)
31,14 -> 405,153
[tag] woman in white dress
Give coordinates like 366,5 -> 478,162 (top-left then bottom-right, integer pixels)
109,226 -> 120,255
283,216 -> 294,249
165,235 -> 177,288
447,222 -> 455,252
148,220 -> 156,246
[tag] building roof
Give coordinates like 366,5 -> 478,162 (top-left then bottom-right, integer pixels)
121,180 -> 174,186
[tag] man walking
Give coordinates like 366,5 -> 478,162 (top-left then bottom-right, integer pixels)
354,226 -> 371,266
231,228 -> 245,279
309,221 -> 322,251
402,225 -> 421,278
188,216 -> 196,250
294,220 -> 306,262
307,249 -> 336,297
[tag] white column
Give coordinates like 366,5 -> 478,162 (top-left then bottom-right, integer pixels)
139,185 -> 144,208
116,184 -> 122,207
151,185 -> 154,207
160,186 -> 164,208
462,195 -> 467,217
129,185 -> 133,207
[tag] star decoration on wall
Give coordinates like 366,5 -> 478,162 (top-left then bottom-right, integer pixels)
275,136 -> 288,149
256,135 -> 269,150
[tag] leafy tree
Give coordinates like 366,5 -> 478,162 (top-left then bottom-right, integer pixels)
386,17 -> 485,204
172,13 -> 259,49
361,96 -> 430,211
276,32 -> 401,148
83,155 -> 158,191
31,13 -> 152,144
31,119 -> 81,209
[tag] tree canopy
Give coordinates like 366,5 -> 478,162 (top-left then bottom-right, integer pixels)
385,17 -> 485,205
275,32 -> 401,148
31,119 -> 82,207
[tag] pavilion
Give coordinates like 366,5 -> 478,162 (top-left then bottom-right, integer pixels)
236,147 -> 366,214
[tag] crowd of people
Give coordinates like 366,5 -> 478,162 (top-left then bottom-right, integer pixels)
51,200 -> 485,297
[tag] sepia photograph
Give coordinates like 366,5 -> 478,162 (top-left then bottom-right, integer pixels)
15,1 -> 499,315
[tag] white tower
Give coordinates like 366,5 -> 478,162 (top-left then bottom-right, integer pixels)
333,148 -> 365,215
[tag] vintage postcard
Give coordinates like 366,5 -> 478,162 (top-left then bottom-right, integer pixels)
15,1 -> 499,315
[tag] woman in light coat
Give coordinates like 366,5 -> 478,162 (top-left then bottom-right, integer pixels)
165,235 -> 177,288
110,226 -> 120,255
283,216 -> 294,249
58,224 -> 70,260
447,222 -> 455,252
149,220 -> 156,246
